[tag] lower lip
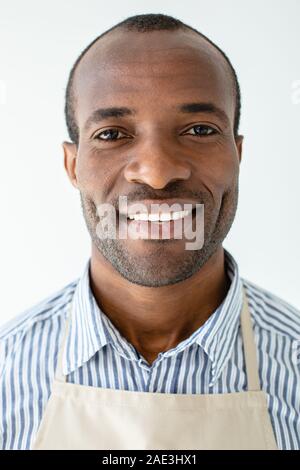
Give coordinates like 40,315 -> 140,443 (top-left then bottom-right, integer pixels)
119,211 -> 195,240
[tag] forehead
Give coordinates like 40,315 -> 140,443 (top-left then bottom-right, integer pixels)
74,29 -> 235,129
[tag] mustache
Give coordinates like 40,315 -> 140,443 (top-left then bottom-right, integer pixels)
109,182 -> 209,212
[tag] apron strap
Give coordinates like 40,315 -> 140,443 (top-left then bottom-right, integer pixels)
55,302 -> 73,383
240,287 -> 261,391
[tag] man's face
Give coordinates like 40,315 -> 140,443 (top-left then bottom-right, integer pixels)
64,28 -> 243,287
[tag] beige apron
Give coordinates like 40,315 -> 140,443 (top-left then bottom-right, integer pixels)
31,288 -> 278,450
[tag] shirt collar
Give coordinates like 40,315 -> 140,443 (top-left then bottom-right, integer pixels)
62,249 -> 243,380
194,249 -> 243,386
62,260 -> 109,375
62,260 -> 141,375
151,249 -> 243,385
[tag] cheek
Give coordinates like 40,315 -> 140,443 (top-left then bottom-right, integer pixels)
75,150 -> 116,195
197,144 -> 240,195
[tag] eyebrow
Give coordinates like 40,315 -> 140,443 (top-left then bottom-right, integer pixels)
83,102 -> 229,131
177,102 -> 229,124
84,107 -> 135,131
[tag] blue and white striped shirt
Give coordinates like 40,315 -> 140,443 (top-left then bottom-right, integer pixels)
1,249 -> 300,450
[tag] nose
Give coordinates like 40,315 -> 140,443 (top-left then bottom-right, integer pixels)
123,138 -> 192,189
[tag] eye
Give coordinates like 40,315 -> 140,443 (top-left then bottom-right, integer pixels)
184,124 -> 218,137
94,128 -> 128,142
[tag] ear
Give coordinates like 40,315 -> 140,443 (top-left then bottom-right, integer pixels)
235,135 -> 244,164
62,141 -> 78,188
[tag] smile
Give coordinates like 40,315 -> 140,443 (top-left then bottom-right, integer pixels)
127,209 -> 192,222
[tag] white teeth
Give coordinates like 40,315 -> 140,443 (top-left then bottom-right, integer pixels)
148,213 -> 159,222
137,213 -> 149,221
160,213 -> 171,221
128,210 -> 192,222
170,210 -> 192,220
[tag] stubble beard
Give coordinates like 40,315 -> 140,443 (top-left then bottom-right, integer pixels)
79,185 -> 238,287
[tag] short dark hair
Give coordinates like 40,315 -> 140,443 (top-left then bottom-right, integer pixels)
64,13 -> 241,146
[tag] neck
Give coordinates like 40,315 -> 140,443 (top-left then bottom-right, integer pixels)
89,245 -> 230,365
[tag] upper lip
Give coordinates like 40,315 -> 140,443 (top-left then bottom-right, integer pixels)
119,199 -> 198,217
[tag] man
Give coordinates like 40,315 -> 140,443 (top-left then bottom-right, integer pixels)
0,13 -> 299,450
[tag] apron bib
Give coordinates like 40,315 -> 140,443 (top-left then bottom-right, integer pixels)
32,287 -> 278,450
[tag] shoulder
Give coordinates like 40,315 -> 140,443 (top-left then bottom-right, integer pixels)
242,277 -> 300,340
0,278 -> 78,357
0,278 -> 79,449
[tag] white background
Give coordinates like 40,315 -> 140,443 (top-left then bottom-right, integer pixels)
0,0 -> 299,327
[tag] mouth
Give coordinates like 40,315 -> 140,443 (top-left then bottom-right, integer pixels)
118,199 -> 198,218
126,207 -> 195,222
117,207 -> 196,240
